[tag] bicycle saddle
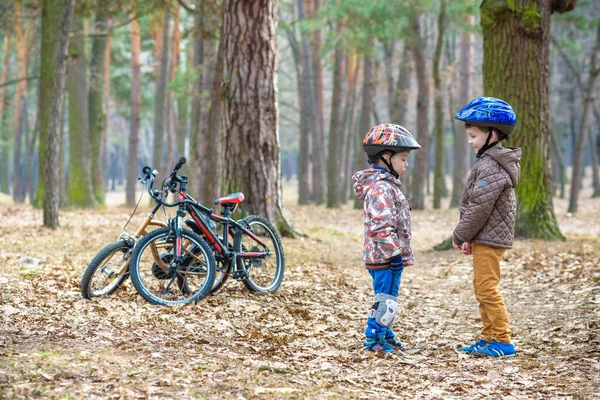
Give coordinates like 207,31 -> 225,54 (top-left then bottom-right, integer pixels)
214,192 -> 245,205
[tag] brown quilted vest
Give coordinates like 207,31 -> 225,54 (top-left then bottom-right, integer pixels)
452,146 -> 521,249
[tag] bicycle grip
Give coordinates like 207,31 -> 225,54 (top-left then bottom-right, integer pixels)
174,157 -> 186,171
142,166 -> 152,175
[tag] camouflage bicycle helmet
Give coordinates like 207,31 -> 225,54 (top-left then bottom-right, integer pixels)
362,124 -> 421,156
454,97 -> 517,137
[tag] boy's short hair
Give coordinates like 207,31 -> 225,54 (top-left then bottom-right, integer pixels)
465,123 -> 507,140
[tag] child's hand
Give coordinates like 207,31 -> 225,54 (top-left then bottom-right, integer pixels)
461,242 -> 472,255
452,240 -> 462,251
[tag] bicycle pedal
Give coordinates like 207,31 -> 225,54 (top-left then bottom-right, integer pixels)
232,270 -> 248,281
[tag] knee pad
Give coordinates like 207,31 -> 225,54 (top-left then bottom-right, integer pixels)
368,293 -> 398,328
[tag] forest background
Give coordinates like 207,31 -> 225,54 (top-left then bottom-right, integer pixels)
0,0 -> 599,399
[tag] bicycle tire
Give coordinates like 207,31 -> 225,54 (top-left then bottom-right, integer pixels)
233,215 -> 284,293
80,241 -> 132,299
129,227 -> 216,306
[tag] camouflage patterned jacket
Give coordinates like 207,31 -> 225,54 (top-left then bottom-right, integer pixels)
352,168 -> 414,270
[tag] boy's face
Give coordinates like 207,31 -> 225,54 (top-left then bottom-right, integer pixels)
466,125 -> 498,152
389,151 -> 410,176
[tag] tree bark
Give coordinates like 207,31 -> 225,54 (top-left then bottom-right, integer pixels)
42,0 -> 75,227
353,55 -> 377,209
433,0 -> 447,209
219,0 -> 286,228
567,24 -> 600,213
67,16 -> 96,208
451,15 -> 474,208
0,34 -> 12,194
190,0 -> 205,190
410,15 -> 430,210
153,10 -> 170,173
88,0 -> 109,205
341,56 -> 360,203
326,23 -> 345,209
588,127 -> 599,197
390,44 -> 412,124
126,17 -> 142,207
308,0 -> 326,204
13,2 -> 28,203
480,0 -> 575,239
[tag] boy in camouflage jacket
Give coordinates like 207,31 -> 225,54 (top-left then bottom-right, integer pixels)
452,97 -> 521,357
352,124 -> 421,353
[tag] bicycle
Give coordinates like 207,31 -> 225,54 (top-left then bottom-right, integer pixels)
80,168 -> 167,299
129,157 -> 284,306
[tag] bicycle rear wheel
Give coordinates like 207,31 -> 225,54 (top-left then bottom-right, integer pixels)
80,241 -> 132,299
233,215 -> 284,293
129,227 -> 216,305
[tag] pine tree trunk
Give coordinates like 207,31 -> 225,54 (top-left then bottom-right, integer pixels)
190,0 -> 205,190
153,10 -> 170,173
567,25 -> 600,213
433,0 -> 447,209
102,23 -> 112,180
451,15 -> 473,208
309,0 -> 325,204
340,57 -> 359,203
326,23 -> 345,209
67,16 -> 96,208
354,54 -> 377,209
0,34 -> 12,194
42,0 -> 75,227
88,0 -> 109,205
220,0 -> 283,224
410,15 -> 429,210
390,44 -> 411,124
588,127 -> 600,197
127,17 -> 142,207
13,2 -> 28,203
480,0 -> 575,239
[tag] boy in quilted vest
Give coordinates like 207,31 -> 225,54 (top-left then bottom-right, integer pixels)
352,124 -> 421,353
452,97 -> 521,357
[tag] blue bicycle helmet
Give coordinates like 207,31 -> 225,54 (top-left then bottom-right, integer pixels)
454,97 -> 517,137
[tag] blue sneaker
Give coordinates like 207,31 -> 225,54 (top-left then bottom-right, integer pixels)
385,337 -> 409,351
363,338 -> 394,353
458,339 -> 489,354
472,340 -> 515,357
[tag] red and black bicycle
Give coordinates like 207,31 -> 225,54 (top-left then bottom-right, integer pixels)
129,157 -> 285,306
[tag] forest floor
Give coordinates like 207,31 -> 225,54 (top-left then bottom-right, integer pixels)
1,180 -> 599,399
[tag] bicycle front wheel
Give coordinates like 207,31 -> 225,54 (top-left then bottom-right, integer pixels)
129,227 -> 216,305
80,241 -> 132,299
233,215 -> 284,293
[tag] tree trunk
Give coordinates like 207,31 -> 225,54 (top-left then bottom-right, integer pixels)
567,25 -> 600,213
220,0 -> 286,227
390,44 -> 412,124
153,10 -> 170,173
433,0 -> 447,209
354,53 -> 377,209
451,15 -> 474,208
13,2 -> 28,203
309,0 -> 326,204
410,15 -> 430,210
42,0 -> 75,227
102,22 -> 112,182
126,17 -> 142,207
588,127 -> 599,197
480,0 -> 575,240
326,23 -> 345,209
190,0 -> 205,190
340,55 -> 359,202
0,34 -> 12,194
67,16 -> 96,208
88,0 -> 109,205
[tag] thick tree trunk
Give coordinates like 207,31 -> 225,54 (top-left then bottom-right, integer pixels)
567,25 -> 600,213
480,0 -> 575,239
433,0 -> 447,209
67,16 -> 96,208
0,34 -> 12,194
190,0 -> 205,190
126,17 -> 142,207
153,10 -> 170,173
220,0 -> 284,225
354,54 -> 377,209
326,23 -> 345,209
410,15 -> 430,210
88,0 -> 109,205
341,56 -> 359,203
451,15 -> 474,208
102,22 -> 112,181
390,44 -> 411,124
42,0 -> 75,227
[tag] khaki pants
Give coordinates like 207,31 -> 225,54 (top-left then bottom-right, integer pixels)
472,243 -> 512,344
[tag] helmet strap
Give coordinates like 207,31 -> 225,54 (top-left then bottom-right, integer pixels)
371,151 -> 399,178
476,128 -> 501,158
